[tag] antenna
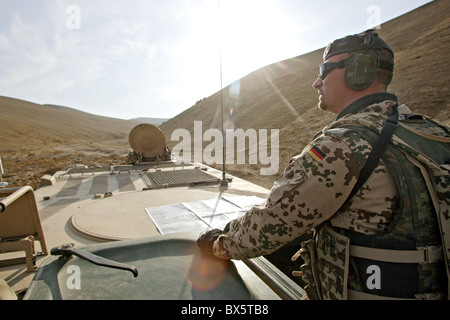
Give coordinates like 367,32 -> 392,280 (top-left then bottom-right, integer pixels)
0,156 -> 8,187
218,0 -> 228,187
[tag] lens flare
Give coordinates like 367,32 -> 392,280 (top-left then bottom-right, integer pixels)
186,248 -> 229,292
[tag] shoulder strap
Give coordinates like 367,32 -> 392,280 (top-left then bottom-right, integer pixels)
345,103 -> 399,202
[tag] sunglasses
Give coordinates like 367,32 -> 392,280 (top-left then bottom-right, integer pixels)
318,59 -> 346,80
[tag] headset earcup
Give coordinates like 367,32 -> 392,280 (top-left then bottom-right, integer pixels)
344,52 -> 379,90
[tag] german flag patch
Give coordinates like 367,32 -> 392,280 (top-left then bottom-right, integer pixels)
308,146 -> 326,162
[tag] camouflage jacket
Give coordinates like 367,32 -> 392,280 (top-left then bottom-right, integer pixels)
213,94 -> 403,260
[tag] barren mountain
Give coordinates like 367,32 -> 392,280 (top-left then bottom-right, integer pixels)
0,0 -> 448,190
0,97 -> 139,188
159,0 -> 450,187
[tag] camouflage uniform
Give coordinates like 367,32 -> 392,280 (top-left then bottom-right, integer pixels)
212,93 -> 449,299
213,95 -> 399,260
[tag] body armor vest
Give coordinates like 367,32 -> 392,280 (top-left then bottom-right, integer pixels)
298,108 -> 450,300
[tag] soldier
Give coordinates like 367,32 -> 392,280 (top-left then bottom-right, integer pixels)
197,30 -> 450,300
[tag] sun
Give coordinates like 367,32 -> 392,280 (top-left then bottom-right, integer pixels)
218,0 -> 299,85
169,0 -> 301,112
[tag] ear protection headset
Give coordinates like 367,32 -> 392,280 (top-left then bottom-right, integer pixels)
324,30 -> 394,91
344,31 -> 380,90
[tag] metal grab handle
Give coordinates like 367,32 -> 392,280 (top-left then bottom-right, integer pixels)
51,243 -> 138,278
0,186 -> 34,213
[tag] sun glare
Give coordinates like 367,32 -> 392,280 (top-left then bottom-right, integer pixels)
218,0 -> 299,84
176,0 -> 301,114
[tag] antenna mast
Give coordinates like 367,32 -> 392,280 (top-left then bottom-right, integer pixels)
218,0 -> 228,187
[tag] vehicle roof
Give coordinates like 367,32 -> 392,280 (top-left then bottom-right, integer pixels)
0,161 -> 272,296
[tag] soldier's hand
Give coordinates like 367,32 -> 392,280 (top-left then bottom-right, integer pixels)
197,228 -> 222,256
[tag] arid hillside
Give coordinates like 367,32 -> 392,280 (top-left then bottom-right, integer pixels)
1,0 -> 448,190
159,0 -> 450,187
0,96 -> 139,188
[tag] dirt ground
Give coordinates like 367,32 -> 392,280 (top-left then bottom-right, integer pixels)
0,142 -> 130,190
1,141 -> 278,191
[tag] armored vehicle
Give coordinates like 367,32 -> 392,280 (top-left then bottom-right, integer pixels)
0,124 -> 305,301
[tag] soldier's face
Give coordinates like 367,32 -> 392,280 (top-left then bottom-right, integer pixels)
312,53 -> 350,114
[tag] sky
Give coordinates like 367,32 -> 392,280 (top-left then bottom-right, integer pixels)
0,0 -> 432,120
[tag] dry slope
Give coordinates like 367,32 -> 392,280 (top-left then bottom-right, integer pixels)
160,0 -> 450,188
